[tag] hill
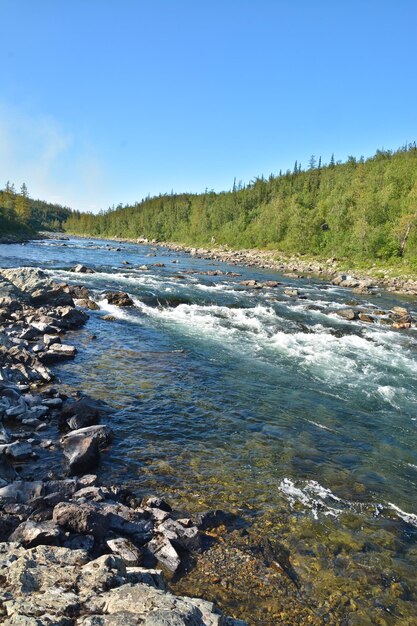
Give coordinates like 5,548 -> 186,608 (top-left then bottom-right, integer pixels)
64,145 -> 417,267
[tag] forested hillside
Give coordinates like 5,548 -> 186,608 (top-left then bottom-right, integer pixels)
65,145 -> 417,265
0,183 -> 72,237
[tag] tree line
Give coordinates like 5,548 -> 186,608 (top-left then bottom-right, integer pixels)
0,182 -> 72,235
64,144 -> 417,265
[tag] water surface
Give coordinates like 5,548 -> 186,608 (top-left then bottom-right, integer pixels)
2,237 -> 416,624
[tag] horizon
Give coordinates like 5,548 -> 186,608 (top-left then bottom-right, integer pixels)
2,1 -> 417,213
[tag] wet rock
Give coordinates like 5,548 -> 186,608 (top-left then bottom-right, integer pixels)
358,313 -> 374,323
75,298 -> 100,311
59,398 -> 101,431
61,424 -> 113,447
4,441 -> 32,460
71,264 -> 96,274
390,306 -> 413,329
39,344 -> 77,363
157,518 -> 201,553
193,509 -> 238,530
283,288 -> 299,297
102,315 -> 116,321
55,307 -> 89,330
144,497 -> 172,513
239,280 -> 262,289
62,432 -> 100,474
336,308 -> 358,321
104,292 -> 134,307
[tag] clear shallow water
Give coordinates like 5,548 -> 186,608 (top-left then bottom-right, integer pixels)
2,237 -> 417,623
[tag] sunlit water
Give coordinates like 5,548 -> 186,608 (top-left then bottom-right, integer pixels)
1,237 -> 417,623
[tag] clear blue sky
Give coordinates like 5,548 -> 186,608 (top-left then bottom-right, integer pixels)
1,1 -> 416,212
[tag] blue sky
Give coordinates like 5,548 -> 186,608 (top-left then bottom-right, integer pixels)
1,1 -> 416,212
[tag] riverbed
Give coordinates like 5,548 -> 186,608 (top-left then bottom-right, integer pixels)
2,236 -> 416,624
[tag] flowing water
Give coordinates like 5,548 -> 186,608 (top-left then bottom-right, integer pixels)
1,237 -> 417,624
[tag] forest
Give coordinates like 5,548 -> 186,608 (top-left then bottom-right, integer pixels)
0,182 -> 72,236
64,145 -> 417,266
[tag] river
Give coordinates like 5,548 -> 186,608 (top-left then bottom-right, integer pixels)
1,236 -> 416,624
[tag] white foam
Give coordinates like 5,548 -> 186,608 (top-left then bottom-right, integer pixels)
388,503 -> 417,528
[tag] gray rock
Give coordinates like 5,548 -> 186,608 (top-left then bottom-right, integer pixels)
0,481 -> 44,503
106,537 -> 143,566
9,520 -> 62,547
71,264 -> 96,274
61,424 -> 113,447
5,441 -> 32,460
336,308 -> 358,321
146,536 -> 181,572
53,502 -> 110,538
62,432 -> 100,474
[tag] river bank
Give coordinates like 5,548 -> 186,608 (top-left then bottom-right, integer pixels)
63,233 -> 417,296
0,266 -> 246,626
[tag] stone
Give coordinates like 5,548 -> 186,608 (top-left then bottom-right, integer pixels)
106,538 -> 143,566
53,502 -> 110,538
56,307 -> 89,329
104,292 -> 134,307
39,344 -> 77,363
0,481 -> 44,503
336,308 -> 358,321
283,288 -> 299,297
59,398 -> 101,431
75,299 -> 100,311
0,268 -> 74,307
358,313 -> 374,323
43,334 -> 61,348
5,441 -> 32,460
9,520 -> 62,547
157,518 -> 201,552
62,432 -> 100,474
61,424 -> 113,447
146,536 -> 181,572
71,264 -> 95,274
144,497 -> 172,513
193,509 -> 237,530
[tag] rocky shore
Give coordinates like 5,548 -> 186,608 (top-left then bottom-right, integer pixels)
0,266 -> 246,626
152,242 -> 417,296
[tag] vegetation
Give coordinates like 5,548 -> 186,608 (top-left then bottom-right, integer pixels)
65,145 -> 417,265
0,182 -> 72,237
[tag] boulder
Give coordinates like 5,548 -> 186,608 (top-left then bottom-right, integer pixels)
9,520 -> 62,547
59,398 -> 101,431
62,432 -> 100,474
53,502 -> 110,538
106,537 -> 143,566
75,298 -> 100,311
61,424 -> 113,447
146,536 -> 181,573
0,267 -> 74,307
55,307 -> 89,329
71,264 -> 95,274
336,308 -> 358,321
105,292 -> 134,307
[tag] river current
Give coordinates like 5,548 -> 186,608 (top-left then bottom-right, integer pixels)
1,237 -> 416,624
